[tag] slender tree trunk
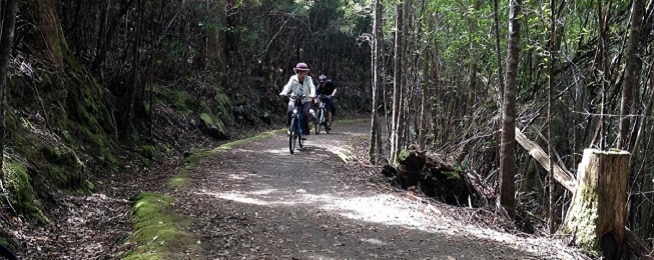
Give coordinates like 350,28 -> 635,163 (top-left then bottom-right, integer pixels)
491,0 -> 505,183
91,0 -> 136,74
628,62 -> 654,254
548,0 -> 557,235
0,0 -> 19,190
590,0 -> 612,150
369,0 -> 383,163
390,1 -> 404,163
122,0 -> 145,140
499,0 -> 522,219
624,0 -> 652,246
419,51 -> 429,150
618,0 -> 643,151
493,0 -> 505,105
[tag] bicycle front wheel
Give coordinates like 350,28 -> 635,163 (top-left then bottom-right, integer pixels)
289,117 -> 297,154
321,109 -> 330,134
314,109 -> 322,135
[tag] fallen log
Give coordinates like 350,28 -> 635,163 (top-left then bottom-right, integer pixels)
514,127 -> 576,192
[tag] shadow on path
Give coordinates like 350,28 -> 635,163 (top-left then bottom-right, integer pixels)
173,120 -> 576,260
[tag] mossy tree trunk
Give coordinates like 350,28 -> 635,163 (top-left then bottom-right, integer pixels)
0,0 -> 19,189
562,148 -> 630,259
25,0 -> 68,68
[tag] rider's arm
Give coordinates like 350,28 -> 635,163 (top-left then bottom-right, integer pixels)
331,87 -> 337,97
279,76 -> 295,96
308,77 -> 316,98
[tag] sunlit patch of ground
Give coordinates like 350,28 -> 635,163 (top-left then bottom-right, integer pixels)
196,186 -> 583,259
185,121 -> 587,259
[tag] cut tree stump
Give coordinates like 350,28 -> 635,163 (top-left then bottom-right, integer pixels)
561,148 -> 630,259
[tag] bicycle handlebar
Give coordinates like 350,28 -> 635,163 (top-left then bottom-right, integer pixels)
316,94 -> 333,99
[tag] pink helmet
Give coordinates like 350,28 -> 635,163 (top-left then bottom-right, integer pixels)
293,62 -> 310,72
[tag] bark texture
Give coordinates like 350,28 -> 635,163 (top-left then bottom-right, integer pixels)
562,148 -> 630,259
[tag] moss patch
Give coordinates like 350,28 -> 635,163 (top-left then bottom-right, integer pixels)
123,192 -> 199,259
3,158 -> 49,224
40,145 -> 89,192
562,183 -> 601,253
152,87 -> 197,114
213,129 -> 284,151
180,129 -> 285,166
168,165 -> 192,190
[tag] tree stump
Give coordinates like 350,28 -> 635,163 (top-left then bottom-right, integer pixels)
561,148 -> 630,259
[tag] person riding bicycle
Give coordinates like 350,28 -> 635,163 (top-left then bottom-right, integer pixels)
316,74 -> 337,130
279,62 -> 316,137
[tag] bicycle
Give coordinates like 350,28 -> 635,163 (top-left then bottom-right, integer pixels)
314,95 -> 331,135
287,95 -> 305,154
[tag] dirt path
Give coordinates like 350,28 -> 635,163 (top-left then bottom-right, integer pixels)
170,120 -> 586,260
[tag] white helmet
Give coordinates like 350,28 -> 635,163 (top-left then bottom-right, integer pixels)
318,74 -> 327,82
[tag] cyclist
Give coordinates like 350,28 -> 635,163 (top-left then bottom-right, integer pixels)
279,62 -> 316,138
316,74 -> 337,130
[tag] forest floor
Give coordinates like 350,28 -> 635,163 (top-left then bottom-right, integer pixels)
11,110 -> 591,259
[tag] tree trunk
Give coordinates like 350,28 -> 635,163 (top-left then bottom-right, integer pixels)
499,0 -> 522,219
390,1 -> 404,163
590,0 -> 612,150
562,149 -> 630,259
0,0 -> 19,192
419,53 -> 429,151
27,0 -> 69,68
493,0 -> 505,105
369,0 -> 383,164
91,0 -> 136,74
205,0 -> 228,84
547,0 -> 557,235
618,0 -> 644,150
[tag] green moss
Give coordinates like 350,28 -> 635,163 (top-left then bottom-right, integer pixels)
0,20 -> 123,231
443,170 -> 464,190
140,145 -> 157,160
123,192 -> 199,259
168,175 -> 190,190
4,159 -> 50,224
152,87 -> 197,113
562,183 -> 601,254
168,166 -> 191,189
180,129 -> 284,166
212,93 -> 233,124
214,93 -> 232,113
397,149 -> 411,161
40,146 -> 89,192
200,113 -> 213,125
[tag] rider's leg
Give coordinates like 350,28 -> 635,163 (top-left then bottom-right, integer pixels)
301,101 -> 312,135
327,112 -> 332,127
325,99 -> 334,127
286,100 -> 295,135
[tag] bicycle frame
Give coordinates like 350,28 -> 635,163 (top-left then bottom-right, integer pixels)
314,95 -> 330,134
291,100 -> 303,136
288,97 -> 304,154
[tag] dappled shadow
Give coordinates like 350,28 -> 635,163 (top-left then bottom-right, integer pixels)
175,121 -> 577,259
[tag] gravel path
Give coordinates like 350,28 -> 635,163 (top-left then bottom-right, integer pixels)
171,120 -> 588,260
